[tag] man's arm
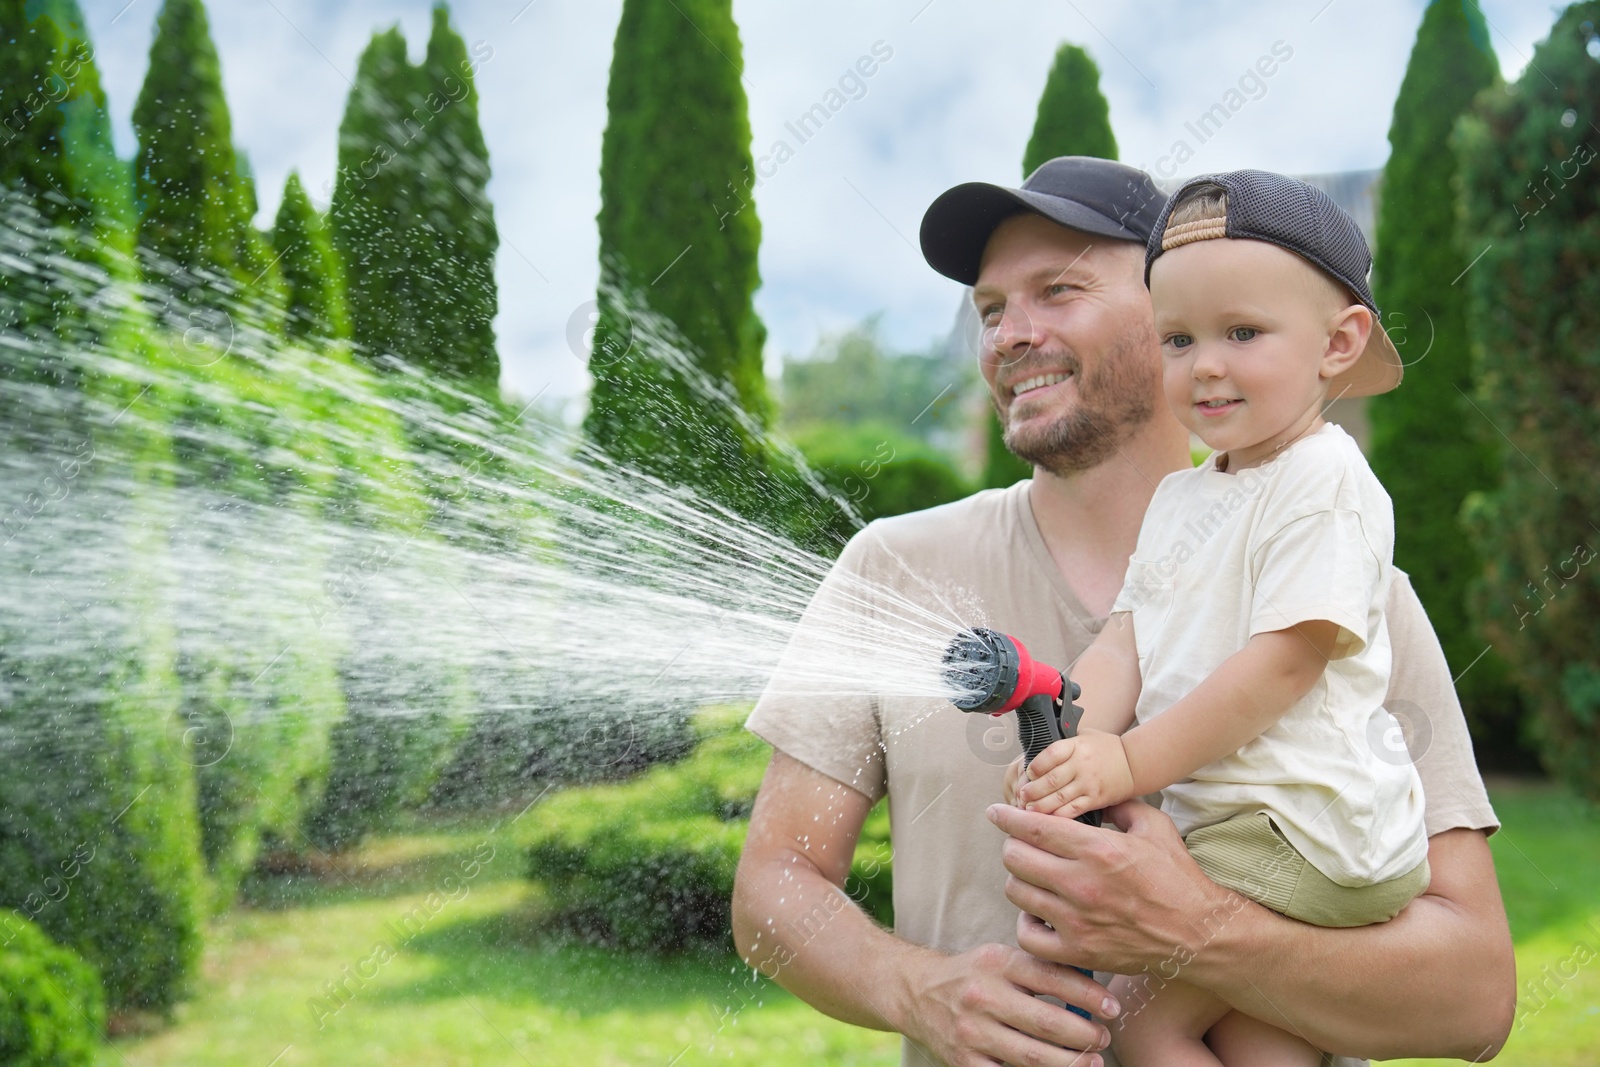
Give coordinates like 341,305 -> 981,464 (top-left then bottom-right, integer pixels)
988,800 -> 1515,1060
732,750 -> 1118,1066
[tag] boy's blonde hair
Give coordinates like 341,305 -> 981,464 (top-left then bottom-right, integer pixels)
1162,182 -> 1353,312
1161,184 -> 1229,250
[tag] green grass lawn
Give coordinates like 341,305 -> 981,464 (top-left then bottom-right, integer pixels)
1387,779 -> 1600,1067
103,782 -> 1598,1066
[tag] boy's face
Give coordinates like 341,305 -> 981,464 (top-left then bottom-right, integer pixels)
1148,237 -> 1350,469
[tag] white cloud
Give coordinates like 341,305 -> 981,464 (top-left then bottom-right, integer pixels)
79,0 -> 1550,408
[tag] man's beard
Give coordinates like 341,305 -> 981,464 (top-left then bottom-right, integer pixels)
995,332 -> 1158,477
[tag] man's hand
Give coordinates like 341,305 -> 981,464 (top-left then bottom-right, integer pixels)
987,797 -> 1232,975
899,943 -> 1118,1067
738,752 -> 1120,1067
1014,730 -> 1136,820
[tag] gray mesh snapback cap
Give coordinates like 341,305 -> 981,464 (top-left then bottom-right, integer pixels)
1145,170 -> 1403,399
920,156 -> 1165,286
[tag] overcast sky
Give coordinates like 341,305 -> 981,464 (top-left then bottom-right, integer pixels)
78,0 -> 1551,412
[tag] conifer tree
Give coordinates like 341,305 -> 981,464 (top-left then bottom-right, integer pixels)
1366,0 -> 1524,763
330,28 -> 415,365
418,5 -> 497,387
0,0 -> 127,212
1021,44 -> 1118,175
330,6 -> 498,390
131,0 -> 282,308
0,0 -> 132,344
986,44 -> 1118,489
272,171 -> 350,342
584,0 -> 773,515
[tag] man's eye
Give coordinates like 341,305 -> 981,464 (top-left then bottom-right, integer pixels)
1230,327 -> 1258,342
1047,283 -> 1075,297
981,305 -> 1003,325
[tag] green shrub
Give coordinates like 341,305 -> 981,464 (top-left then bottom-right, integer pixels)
1454,1 -> 1600,802
790,421 -> 972,548
0,910 -> 105,1067
0,232 -> 207,1013
528,712 -> 892,951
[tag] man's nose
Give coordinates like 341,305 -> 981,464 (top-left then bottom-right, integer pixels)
986,304 -> 1041,358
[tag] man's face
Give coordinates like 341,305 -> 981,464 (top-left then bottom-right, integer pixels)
971,214 -> 1160,476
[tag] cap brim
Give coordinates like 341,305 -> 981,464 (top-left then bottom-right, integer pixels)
1330,321 -> 1403,399
919,182 -> 1148,286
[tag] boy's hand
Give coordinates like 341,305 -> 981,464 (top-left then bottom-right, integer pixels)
1015,730 -> 1135,819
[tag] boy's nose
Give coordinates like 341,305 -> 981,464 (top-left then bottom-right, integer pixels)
1190,343 -> 1226,379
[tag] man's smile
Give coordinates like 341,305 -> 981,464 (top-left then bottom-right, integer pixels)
1007,369 -> 1075,402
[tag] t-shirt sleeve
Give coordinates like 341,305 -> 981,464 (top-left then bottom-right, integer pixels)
1248,507 -> 1384,657
1247,447 -> 1390,658
1385,570 -> 1500,838
744,527 -> 889,803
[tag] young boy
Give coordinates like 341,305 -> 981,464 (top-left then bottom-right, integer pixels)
1011,171 -> 1429,1067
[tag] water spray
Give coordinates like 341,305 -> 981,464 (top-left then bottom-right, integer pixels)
942,626 -> 1102,1021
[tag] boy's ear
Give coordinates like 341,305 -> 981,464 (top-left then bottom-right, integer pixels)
1321,304 -> 1373,381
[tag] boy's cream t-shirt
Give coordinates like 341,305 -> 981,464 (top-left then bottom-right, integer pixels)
1111,421 -> 1428,887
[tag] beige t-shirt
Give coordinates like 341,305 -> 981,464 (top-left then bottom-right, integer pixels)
1111,423 -> 1428,887
745,480 -> 1499,1067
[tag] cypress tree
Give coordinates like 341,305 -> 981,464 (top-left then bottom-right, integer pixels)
985,44 -> 1118,489
272,171 -> 350,342
1366,0 -> 1526,765
584,0 -> 773,515
418,5 -> 497,387
0,0 -> 132,347
1455,0 -> 1600,802
131,0 -> 282,310
0,0 -> 127,215
331,28 -> 416,366
330,6 -> 498,390
1021,44 -> 1118,175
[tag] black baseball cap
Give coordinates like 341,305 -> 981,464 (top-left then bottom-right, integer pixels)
1145,170 -> 1403,398
919,156 -> 1165,286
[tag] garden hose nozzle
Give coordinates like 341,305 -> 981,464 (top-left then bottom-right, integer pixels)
943,627 -> 1099,806
943,626 -> 1104,1022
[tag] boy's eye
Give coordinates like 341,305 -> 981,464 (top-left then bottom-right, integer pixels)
1164,334 -> 1192,350
1230,327 -> 1258,342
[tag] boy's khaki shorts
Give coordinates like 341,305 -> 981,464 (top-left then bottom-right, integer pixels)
1184,811 -> 1431,927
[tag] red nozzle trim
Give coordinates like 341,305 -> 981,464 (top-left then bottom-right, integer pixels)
996,635 -> 1063,714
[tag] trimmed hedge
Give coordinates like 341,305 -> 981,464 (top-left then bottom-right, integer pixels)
528,712 -> 892,951
0,911 -> 104,1066
1454,1 -> 1600,803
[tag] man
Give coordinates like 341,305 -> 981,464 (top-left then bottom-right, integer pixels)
731,157 -> 1515,1067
